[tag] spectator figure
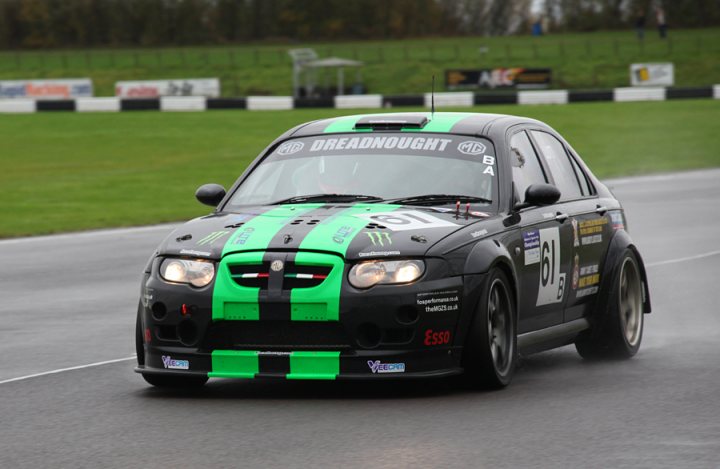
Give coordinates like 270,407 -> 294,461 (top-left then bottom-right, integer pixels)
656,6 -> 667,39
635,9 -> 646,40
531,16 -> 543,36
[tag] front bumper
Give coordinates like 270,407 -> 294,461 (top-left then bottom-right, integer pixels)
136,347 -> 463,380
139,254 -> 482,381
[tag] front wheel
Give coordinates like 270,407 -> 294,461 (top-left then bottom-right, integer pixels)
463,268 -> 517,388
575,250 -> 644,359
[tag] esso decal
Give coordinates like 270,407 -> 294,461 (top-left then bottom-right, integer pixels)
535,227 -> 566,306
276,141 -> 304,155
424,329 -> 451,346
354,211 -> 458,231
457,141 -> 487,155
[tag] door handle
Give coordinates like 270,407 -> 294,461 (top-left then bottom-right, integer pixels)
596,205 -> 608,215
555,212 -> 569,223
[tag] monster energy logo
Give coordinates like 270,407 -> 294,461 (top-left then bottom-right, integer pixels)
366,231 -> 392,246
197,231 -> 228,246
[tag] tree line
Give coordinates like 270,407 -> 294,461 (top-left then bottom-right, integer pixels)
0,0 -> 718,49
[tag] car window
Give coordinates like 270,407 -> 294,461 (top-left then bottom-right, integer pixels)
509,131 -> 547,200
530,131 -> 582,201
567,152 -> 592,196
225,134 -> 497,208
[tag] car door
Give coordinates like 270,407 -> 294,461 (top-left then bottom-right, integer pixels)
528,130 -> 608,323
508,129 -> 573,334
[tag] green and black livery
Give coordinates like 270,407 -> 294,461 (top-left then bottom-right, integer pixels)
135,112 -> 651,388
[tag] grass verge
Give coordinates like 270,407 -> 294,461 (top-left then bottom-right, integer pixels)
1,99 -> 718,237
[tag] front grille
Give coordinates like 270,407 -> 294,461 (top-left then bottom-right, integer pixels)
204,321 -> 352,350
228,261 -> 331,289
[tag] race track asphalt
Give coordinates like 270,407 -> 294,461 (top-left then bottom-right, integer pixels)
1,169 -> 719,468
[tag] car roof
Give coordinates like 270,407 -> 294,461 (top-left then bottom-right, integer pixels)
289,112 -> 550,139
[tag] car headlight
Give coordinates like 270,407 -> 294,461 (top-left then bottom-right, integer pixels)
160,258 -> 215,287
348,260 -> 425,289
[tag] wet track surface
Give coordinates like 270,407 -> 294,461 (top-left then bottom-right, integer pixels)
2,169 -> 720,468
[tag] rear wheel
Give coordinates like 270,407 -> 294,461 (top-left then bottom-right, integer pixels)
463,268 -> 517,388
575,250 -> 644,359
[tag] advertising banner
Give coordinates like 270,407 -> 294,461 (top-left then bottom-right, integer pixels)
630,63 -> 674,87
0,79 -> 93,100
115,78 -> 220,98
446,69 -> 552,90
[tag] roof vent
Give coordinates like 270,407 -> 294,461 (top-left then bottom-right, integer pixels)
354,115 -> 428,131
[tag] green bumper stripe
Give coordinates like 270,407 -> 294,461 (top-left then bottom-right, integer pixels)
212,251 -> 264,320
322,112 -> 474,134
209,350 -> 258,379
213,204 -> 322,321
290,252 -> 343,321
287,351 -> 340,380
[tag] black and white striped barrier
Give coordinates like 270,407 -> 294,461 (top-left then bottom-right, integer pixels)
0,86 -> 718,113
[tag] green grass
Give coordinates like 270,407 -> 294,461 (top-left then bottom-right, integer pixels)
1,99 -> 719,238
0,29 -> 719,96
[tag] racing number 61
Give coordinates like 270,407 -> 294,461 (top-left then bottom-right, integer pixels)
536,228 -> 566,306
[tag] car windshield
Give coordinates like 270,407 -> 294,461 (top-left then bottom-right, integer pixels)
225,133 -> 497,208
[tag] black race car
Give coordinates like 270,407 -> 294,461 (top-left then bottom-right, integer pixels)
135,112 -> 651,389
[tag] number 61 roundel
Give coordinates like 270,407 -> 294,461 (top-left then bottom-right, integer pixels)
536,227 -> 566,306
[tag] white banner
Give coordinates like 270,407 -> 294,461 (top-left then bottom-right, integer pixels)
630,63 -> 674,87
115,78 -> 220,98
0,79 -> 93,100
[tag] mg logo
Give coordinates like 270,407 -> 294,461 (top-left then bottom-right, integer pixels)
270,260 -> 284,272
276,141 -> 304,156
457,141 -> 486,156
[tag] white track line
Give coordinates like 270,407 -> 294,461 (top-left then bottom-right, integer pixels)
0,224 -> 176,245
645,250 -> 720,268
0,356 -> 136,385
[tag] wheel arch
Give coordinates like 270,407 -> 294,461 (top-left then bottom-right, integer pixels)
463,239 -> 520,317
599,230 -> 652,316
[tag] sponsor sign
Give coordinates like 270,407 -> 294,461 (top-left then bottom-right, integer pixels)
367,360 -> 405,374
0,79 -> 93,100
162,355 -> 189,370
416,290 -> 460,313
446,68 -> 552,90
523,230 -> 540,265
115,78 -> 220,98
630,63 -> 674,87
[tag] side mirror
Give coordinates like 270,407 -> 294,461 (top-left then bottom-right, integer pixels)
514,184 -> 561,211
195,183 -> 226,207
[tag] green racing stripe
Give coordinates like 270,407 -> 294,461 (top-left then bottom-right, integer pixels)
213,204 -> 321,321
322,112 -> 474,134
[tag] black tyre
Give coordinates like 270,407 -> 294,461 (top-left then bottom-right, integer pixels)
135,302 -> 145,366
575,249 -> 644,359
463,268 -> 517,388
142,373 -> 208,389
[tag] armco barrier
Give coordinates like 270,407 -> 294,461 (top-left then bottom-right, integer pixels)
518,90 -> 569,105
334,94 -> 383,109
0,86 -> 717,113
161,96 -> 206,112
0,99 -> 35,113
247,96 -> 293,111
614,87 -> 666,102
425,92 -> 473,107
76,98 -> 120,112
